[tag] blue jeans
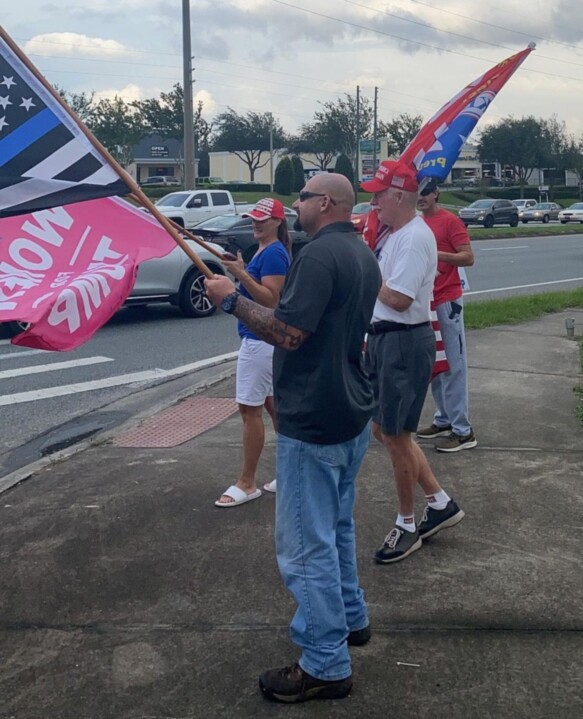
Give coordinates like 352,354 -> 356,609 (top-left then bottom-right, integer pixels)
275,423 -> 371,681
432,298 -> 471,436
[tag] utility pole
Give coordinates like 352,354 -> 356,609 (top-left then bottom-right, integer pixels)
182,0 -> 195,190
269,113 -> 274,192
373,86 -> 378,176
355,85 -> 360,201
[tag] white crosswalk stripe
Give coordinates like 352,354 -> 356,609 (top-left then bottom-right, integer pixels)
0,356 -> 113,381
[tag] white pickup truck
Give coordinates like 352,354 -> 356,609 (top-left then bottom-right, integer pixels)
153,189 -> 236,228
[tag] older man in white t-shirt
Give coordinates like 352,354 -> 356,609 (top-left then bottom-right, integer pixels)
362,161 -> 465,564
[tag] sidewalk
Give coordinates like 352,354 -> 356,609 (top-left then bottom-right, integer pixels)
1,310 -> 582,719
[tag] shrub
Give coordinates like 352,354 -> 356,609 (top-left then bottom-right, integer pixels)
334,153 -> 354,185
291,155 -> 305,192
274,156 -> 294,195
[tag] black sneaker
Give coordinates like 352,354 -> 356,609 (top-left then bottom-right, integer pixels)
348,624 -> 371,646
417,499 -> 465,540
417,423 -> 452,439
435,430 -> 477,452
374,527 -> 422,564
259,663 -> 352,703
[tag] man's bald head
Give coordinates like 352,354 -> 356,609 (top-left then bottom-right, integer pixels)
308,173 -> 355,211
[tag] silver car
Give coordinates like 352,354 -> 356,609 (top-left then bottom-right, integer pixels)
558,202 -> 583,224
521,202 -> 562,224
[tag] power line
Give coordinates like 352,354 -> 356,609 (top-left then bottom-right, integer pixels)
270,0 -> 583,85
343,0 -> 583,70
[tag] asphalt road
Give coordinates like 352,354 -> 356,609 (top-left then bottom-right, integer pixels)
0,231 -> 581,468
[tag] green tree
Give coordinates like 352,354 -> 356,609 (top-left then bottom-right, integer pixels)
334,153 -> 354,185
211,109 -> 286,181
287,123 -> 338,171
132,84 -> 212,150
379,112 -> 423,156
54,86 -> 96,125
478,116 -> 546,197
312,93 -> 373,161
274,155 -> 294,195
91,96 -> 145,166
290,154 -> 305,191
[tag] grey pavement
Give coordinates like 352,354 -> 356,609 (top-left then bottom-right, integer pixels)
1,310 -> 582,719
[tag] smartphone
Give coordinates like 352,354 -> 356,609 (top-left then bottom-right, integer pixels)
222,252 -> 238,261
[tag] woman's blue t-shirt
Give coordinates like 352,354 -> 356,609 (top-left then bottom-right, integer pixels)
238,240 -> 290,340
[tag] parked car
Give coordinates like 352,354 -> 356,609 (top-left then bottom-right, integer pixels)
154,189 -> 236,229
351,202 -> 372,233
512,198 -> 538,220
458,199 -> 519,228
139,176 -> 180,187
0,240 -> 229,338
192,211 -> 310,263
558,202 -> 583,224
196,176 -> 224,187
521,202 -> 562,224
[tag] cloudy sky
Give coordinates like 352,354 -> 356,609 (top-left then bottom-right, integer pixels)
4,0 -> 583,140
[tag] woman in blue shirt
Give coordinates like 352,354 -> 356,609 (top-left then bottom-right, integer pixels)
215,198 -> 291,507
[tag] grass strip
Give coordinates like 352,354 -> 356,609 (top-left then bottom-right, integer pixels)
464,289 -> 583,329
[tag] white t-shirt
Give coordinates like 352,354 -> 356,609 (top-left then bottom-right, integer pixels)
371,216 -> 437,324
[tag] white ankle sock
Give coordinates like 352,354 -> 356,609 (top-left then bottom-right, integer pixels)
396,513 -> 416,532
425,490 -> 450,511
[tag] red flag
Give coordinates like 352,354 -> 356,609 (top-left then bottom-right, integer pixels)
430,301 -> 449,380
400,44 -> 535,183
0,197 -> 177,350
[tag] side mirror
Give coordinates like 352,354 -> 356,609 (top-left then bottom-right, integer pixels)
188,197 -> 203,208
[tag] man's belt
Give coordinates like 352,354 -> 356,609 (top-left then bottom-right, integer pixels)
367,320 -> 430,335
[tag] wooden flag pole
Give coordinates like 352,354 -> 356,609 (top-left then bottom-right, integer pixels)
0,26 -> 214,280
128,194 -> 234,261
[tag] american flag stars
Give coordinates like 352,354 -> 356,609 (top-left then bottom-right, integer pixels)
1,75 -> 16,88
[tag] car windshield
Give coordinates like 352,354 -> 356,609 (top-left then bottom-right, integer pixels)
568,203 -> 583,210
352,203 -> 370,214
535,203 -> 552,209
468,200 -> 493,208
155,193 -> 191,207
195,214 -> 245,230
514,200 -> 528,207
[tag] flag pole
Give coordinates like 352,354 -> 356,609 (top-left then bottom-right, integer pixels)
0,26 -> 214,280
128,194 -> 234,260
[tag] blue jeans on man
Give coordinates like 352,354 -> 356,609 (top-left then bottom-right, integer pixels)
432,297 -> 471,436
275,423 -> 371,681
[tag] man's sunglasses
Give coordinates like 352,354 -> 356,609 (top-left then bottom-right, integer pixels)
298,191 -> 336,205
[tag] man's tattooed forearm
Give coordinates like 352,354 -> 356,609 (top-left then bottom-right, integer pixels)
234,296 -> 307,349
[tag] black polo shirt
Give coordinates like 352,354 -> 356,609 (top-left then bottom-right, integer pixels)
273,221 -> 381,445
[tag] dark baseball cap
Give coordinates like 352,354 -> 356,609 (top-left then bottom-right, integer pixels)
419,179 -> 439,196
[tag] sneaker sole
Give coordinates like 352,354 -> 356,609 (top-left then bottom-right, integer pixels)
374,536 -> 423,564
436,439 -> 477,453
260,682 -> 352,703
417,428 -> 452,439
419,509 -> 465,540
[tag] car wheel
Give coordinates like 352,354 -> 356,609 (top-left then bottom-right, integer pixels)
509,215 -> 519,227
178,269 -> 217,318
483,215 -> 494,228
542,215 -> 549,224
2,320 -> 30,337
522,220 -> 528,224
560,220 -> 568,224
168,217 -> 184,228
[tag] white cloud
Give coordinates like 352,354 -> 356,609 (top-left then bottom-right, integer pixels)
24,32 -> 138,60
93,83 -> 147,102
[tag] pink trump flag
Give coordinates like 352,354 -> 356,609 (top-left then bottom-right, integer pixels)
0,197 -> 177,351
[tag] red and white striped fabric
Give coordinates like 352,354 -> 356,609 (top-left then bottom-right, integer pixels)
431,300 -> 449,380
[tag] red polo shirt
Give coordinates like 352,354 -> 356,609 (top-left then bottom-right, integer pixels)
423,208 -> 471,304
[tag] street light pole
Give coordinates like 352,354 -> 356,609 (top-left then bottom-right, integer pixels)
182,0 -> 195,190
269,113 -> 274,192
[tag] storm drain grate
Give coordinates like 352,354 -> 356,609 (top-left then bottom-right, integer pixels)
113,396 -> 238,448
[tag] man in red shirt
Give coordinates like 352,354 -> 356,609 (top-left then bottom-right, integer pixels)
417,181 -> 477,452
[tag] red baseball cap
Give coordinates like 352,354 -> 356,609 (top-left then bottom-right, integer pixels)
360,160 -> 419,193
242,198 -> 286,221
